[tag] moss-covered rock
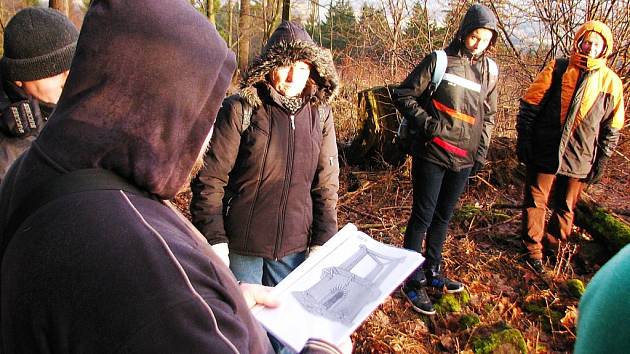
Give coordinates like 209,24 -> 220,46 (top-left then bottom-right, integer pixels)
460,314 -> 481,329
433,290 -> 471,314
472,328 -> 527,354
435,294 -> 461,314
566,279 -> 585,298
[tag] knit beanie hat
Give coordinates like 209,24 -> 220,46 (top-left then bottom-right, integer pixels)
1,7 -> 79,82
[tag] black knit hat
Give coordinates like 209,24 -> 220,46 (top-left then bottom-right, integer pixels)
1,7 -> 79,82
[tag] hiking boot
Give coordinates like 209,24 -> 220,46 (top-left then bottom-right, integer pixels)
425,266 -> 464,293
401,281 -> 436,315
527,258 -> 545,274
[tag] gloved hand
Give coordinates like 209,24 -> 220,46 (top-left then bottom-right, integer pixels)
587,155 -> 609,184
0,97 -> 42,137
211,242 -> 230,267
421,115 -> 442,139
516,140 -> 533,164
469,161 -> 483,177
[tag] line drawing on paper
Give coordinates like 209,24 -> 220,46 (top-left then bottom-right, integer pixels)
293,244 -> 404,325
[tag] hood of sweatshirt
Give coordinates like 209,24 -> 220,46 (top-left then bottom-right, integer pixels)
240,21 -> 339,108
33,0 -> 236,199
447,4 -> 498,55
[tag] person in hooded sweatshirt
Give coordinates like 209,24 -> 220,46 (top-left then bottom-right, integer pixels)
0,7 -> 78,182
392,3 -> 498,316
516,21 -> 625,274
190,21 -> 340,288
0,1 -> 344,353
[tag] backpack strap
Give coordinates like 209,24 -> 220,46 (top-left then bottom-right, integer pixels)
4,169 -> 144,240
428,50 -> 448,96
486,57 -> 499,92
317,105 -> 327,132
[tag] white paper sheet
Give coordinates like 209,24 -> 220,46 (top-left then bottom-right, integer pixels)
251,223 -> 424,352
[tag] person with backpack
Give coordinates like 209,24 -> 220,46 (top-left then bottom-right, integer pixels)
1,7 -> 79,182
516,21 -> 624,273
190,21 -> 340,288
392,3 -> 499,315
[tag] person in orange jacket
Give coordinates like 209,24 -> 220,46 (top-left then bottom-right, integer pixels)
516,21 -> 625,273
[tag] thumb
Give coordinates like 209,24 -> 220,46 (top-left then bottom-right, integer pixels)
240,283 -> 280,309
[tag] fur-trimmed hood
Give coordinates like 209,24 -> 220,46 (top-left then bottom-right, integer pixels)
240,21 -> 339,108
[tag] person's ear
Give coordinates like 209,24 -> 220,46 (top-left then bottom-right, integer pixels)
14,81 -> 24,88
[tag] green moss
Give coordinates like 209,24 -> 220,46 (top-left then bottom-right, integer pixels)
472,328 -> 527,354
435,294 -> 461,314
566,279 -> 586,298
460,313 -> 480,329
523,302 -> 546,316
592,208 -> 630,251
524,301 -> 563,332
575,204 -> 630,253
452,204 -> 511,228
459,289 -> 471,305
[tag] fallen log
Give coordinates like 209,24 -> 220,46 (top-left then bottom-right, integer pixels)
574,196 -> 630,254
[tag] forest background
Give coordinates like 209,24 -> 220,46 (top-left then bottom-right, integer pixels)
2,0 -> 629,352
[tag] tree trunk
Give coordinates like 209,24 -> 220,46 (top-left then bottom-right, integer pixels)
206,0 -> 215,24
344,85 -> 407,167
574,196 -> 630,254
49,0 -> 69,16
282,0 -> 290,21
238,0 -> 251,74
227,0 -> 233,48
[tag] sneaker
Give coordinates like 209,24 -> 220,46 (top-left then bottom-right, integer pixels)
401,283 -> 436,315
527,258 -> 545,274
425,269 -> 464,293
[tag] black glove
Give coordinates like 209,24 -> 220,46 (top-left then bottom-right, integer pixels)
421,115 -> 442,139
469,161 -> 483,177
0,97 -> 42,137
587,155 -> 609,184
516,139 -> 533,164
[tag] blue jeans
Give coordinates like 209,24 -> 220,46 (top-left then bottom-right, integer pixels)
230,251 -> 306,353
229,251 -> 306,287
404,158 -> 471,282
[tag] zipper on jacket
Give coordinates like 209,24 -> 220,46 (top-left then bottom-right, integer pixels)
274,110 -> 299,259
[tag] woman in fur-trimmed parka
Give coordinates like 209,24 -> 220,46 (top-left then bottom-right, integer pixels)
516,21 -> 625,272
191,21 -> 340,287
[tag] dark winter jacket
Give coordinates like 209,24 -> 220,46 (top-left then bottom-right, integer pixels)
516,21 -> 625,177
0,80 -> 52,182
190,21 -> 340,260
393,4 -> 498,171
0,1 -> 282,352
